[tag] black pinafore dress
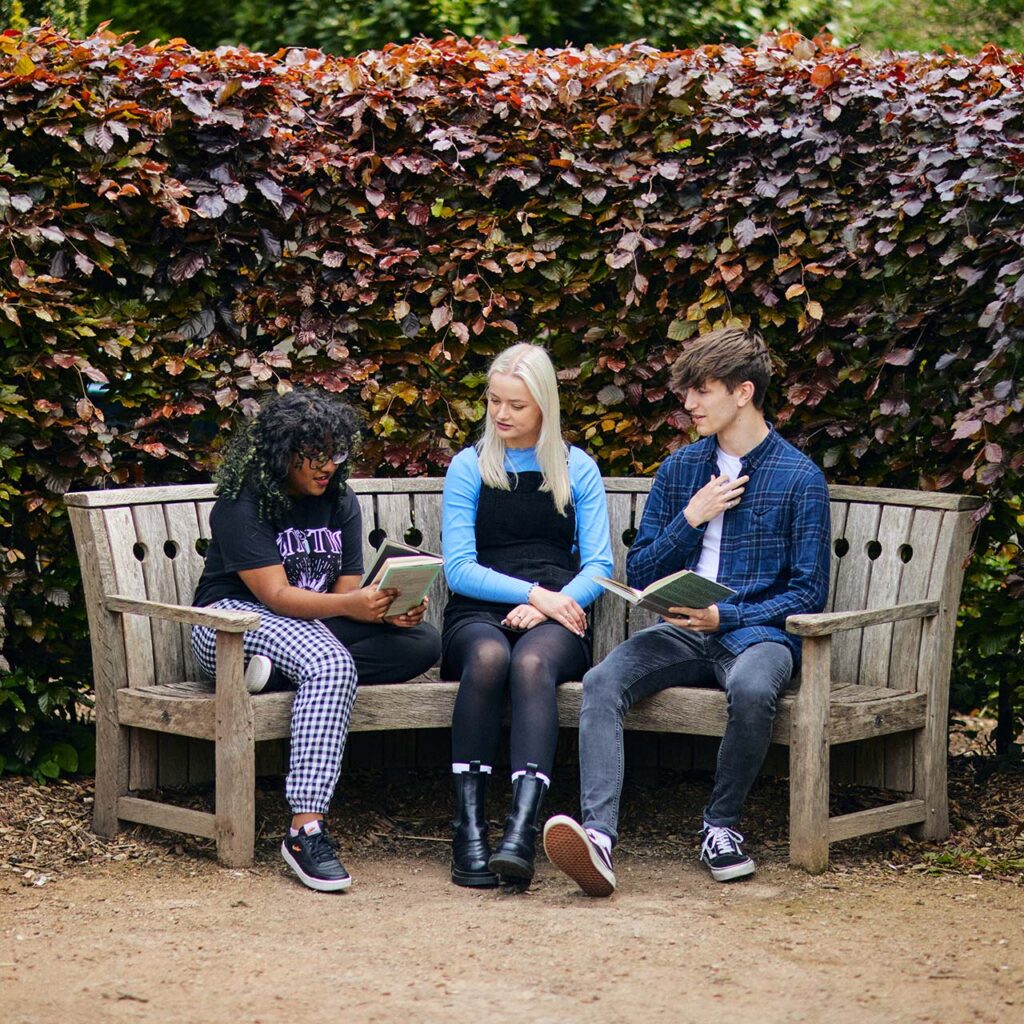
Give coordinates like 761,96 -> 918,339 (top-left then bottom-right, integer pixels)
440,465 -> 592,668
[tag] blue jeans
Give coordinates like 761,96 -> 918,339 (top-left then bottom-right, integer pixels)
579,623 -> 794,842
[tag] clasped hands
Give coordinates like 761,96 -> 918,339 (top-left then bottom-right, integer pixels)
502,585 -> 586,637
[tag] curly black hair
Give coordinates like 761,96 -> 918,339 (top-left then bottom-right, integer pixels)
215,387 -> 363,522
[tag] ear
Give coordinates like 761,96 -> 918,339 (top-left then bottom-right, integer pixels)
735,380 -> 756,408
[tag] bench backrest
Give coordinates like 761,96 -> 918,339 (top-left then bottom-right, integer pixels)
66,479 -> 980,700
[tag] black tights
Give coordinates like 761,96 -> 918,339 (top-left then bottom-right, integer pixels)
444,621 -> 590,778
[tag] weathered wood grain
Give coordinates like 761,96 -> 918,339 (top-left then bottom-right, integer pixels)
626,490 -> 659,637
828,502 -> 883,683
117,796 -> 216,839
825,486 -> 982,511
411,490 -> 446,633
827,800 -> 926,843
591,491 -> 632,664
826,501 -> 850,613
912,508 -> 976,840
214,630 -> 255,865
886,508 -> 942,791
162,501 -> 207,680
786,601 -> 938,637
105,596 -> 260,631
68,506 -> 131,837
788,636 -> 831,873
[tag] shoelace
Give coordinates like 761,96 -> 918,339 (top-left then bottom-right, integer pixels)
701,825 -> 744,859
305,829 -> 340,865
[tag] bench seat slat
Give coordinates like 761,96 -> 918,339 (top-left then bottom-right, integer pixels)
117,677 -> 929,749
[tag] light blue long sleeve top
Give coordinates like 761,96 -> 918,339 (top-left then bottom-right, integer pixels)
441,445 -> 614,608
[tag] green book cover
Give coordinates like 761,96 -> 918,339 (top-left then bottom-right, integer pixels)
594,570 -> 735,616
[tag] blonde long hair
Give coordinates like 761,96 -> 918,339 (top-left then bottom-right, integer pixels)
476,343 -> 571,515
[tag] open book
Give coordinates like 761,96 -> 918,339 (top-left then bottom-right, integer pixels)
593,569 -> 735,617
362,539 -> 443,617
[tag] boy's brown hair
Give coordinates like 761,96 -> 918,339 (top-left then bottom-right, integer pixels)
669,326 -> 772,411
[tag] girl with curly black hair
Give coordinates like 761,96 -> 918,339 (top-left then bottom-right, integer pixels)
190,387 -> 440,892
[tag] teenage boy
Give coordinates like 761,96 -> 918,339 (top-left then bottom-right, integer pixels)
543,326 -> 831,892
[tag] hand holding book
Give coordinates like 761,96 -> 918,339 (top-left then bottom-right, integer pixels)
661,603 -> 720,632
361,539 -> 444,618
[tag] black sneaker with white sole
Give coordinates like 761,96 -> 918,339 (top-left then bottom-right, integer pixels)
699,824 -> 755,882
280,821 -> 352,892
542,814 -> 616,897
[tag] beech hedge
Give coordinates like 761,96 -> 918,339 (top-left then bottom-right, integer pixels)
2,25 -> 1023,772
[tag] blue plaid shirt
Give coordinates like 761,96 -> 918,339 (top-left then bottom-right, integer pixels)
626,428 -> 831,664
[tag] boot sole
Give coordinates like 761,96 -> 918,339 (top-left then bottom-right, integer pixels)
487,852 -> 534,880
451,866 -> 500,888
542,818 -> 615,897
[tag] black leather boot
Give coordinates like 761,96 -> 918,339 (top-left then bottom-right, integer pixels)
488,763 -> 547,887
451,762 -> 499,888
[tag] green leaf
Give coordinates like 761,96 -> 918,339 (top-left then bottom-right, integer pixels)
667,320 -> 696,342
51,742 -> 79,773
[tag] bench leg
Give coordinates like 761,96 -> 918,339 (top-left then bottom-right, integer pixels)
94,716 -> 131,838
910,617 -> 951,842
910,708 -> 950,842
214,632 -> 256,867
788,637 -> 830,873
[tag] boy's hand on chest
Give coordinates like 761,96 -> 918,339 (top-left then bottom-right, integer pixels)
684,474 -> 750,528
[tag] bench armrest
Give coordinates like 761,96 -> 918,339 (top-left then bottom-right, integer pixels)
785,600 -> 939,637
105,595 -> 260,632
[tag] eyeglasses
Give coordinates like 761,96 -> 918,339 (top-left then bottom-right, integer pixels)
299,450 -> 349,470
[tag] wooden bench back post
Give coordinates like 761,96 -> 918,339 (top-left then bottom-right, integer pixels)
67,504 -> 133,836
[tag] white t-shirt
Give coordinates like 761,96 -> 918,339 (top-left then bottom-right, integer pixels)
693,448 -> 744,584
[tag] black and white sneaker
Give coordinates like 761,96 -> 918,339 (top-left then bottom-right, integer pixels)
244,654 -> 273,694
542,815 -> 616,897
280,821 -> 352,892
700,824 -> 755,882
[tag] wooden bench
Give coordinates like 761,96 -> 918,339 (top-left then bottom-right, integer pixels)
66,479 -> 981,873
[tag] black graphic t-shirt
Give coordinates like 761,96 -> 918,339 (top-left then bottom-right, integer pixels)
193,486 -> 364,607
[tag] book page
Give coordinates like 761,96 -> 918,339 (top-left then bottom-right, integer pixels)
593,576 -> 641,604
361,539 -> 429,586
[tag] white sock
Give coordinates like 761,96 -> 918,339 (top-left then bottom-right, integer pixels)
586,828 -> 613,856
511,769 -> 551,787
452,762 -> 492,774
290,820 -> 322,837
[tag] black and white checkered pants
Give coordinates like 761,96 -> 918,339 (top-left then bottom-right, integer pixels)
191,599 -> 357,815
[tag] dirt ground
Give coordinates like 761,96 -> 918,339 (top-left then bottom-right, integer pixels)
2,726 -> 1023,1024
